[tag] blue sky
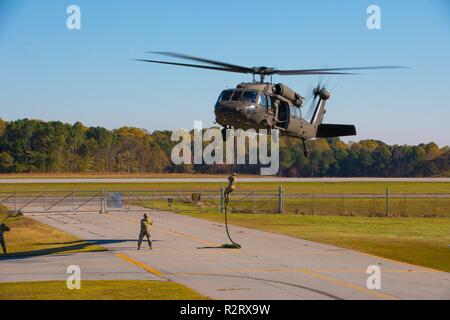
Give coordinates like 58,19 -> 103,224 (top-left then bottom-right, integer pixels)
0,0 -> 449,146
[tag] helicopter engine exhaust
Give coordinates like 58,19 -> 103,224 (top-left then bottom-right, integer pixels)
272,84 -> 303,107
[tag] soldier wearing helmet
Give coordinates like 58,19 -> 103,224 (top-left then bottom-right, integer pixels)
224,172 -> 237,205
0,223 -> 10,254
138,213 -> 153,250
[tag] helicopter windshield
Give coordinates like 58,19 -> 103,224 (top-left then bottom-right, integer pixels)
218,90 -> 233,102
219,90 -> 257,103
242,91 -> 257,103
231,90 -> 243,101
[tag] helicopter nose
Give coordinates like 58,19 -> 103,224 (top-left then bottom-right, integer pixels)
215,102 -> 256,127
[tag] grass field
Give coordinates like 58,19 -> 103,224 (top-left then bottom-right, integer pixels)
0,206 -> 104,257
172,212 -> 450,272
0,172 -> 238,179
0,181 -> 449,194
0,280 -> 208,300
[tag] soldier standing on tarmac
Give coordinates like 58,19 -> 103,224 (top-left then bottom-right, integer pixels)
0,223 -> 10,254
137,213 -> 153,250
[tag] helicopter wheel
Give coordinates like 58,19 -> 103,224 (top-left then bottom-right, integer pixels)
304,148 -> 309,158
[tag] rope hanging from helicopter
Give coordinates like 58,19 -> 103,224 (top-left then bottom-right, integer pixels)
221,131 -> 241,249
221,167 -> 241,249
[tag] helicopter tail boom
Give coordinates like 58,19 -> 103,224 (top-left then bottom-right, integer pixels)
308,87 -> 356,138
309,87 -> 330,128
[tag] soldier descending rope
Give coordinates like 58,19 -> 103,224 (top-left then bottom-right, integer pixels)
224,172 -> 237,205
222,172 -> 241,249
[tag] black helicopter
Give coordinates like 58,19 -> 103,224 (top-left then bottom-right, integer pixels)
137,52 -> 403,157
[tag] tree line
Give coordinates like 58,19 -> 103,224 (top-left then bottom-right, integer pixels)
0,118 -> 448,177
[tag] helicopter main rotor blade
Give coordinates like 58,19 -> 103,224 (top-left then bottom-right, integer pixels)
148,51 -> 254,73
277,71 -> 358,75
135,59 -> 250,74
275,65 -> 406,75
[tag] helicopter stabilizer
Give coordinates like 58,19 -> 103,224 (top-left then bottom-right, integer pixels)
316,124 -> 357,138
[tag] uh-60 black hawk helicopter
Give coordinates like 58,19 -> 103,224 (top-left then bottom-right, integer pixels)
137,52 -> 402,157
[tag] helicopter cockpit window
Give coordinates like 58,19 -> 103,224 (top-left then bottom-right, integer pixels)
231,90 -> 243,101
242,91 -> 257,103
258,93 -> 268,109
219,90 -> 233,102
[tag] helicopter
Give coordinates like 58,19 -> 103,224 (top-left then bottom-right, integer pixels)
136,52 -> 403,157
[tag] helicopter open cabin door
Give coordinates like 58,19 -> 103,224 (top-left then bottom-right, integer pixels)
274,100 -> 290,130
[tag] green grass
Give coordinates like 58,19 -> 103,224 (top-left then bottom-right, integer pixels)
175,212 -> 450,272
0,206 -> 105,257
0,280 -> 208,300
0,181 -> 449,194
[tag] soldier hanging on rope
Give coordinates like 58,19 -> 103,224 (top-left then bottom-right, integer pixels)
224,172 -> 237,206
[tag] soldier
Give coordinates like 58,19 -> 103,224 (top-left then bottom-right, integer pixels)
137,213 -> 152,250
224,172 -> 237,205
0,223 -> 10,254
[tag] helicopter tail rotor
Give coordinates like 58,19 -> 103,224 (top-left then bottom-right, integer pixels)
306,79 -> 326,121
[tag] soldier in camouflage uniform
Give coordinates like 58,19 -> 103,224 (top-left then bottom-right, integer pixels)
137,213 -> 153,250
224,172 -> 237,205
0,223 -> 10,254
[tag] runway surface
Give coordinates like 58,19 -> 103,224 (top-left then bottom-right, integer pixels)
1,210 -> 448,300
0,177 -> 449,184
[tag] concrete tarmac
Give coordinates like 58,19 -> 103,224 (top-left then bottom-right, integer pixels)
1,210 -> 448,300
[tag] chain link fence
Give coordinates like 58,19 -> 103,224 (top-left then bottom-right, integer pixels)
0,188 -> 448,217
283,193 -> 450,217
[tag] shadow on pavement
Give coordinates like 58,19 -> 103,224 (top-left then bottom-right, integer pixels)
0,239 -> 146,261
0,237 -> 164,261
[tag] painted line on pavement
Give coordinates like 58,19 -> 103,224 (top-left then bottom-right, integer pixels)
115,253 -> 165,279
298,268 -> 398,300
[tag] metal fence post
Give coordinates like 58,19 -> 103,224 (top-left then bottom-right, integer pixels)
220,187 -> 224,213
278,186 -> 284,214
101,187 -> 104,214
372,195 -> 375,216
385,188 -> 389,217
403,194 -> 407,217
128,189 -> 130,212
152,187 -> 154,209
435,195 -> 438,216
251,191 -> 254,214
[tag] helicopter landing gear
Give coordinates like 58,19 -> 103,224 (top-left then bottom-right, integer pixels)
302,139 -> 309,158
221,126 -> 232,142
